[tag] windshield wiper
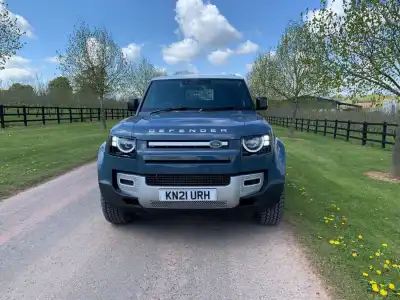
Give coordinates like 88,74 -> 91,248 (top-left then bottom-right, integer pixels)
199,106 -> 253,111
150,107 -> 201,115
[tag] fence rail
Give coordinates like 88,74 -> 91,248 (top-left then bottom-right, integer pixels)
265,116 -> 398,148
0,105 -> 133,128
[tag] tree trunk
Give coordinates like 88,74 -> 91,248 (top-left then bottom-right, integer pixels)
100,95 -> 106,130
392,114 -> 400,178
289,97 -> 299,138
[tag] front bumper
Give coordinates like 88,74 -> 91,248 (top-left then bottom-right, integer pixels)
98,170 -> 284,211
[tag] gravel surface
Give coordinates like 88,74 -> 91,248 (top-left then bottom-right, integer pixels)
0,163 -> 331,300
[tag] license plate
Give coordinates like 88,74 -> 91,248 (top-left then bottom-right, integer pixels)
158,189 -> 217,201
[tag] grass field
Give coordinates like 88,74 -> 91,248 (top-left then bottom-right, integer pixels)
0,121 -> 119,199
273,126 -> 400,299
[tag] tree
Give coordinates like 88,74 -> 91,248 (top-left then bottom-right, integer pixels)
57,21 -> 129,129
248,21 -> 336,137
305,0 -> 400,177
0,2 -> 25,69
48,76 -> 73,106
125,57 -> 167,98
6,83 -> 36,105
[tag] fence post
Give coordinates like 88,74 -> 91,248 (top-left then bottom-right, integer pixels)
23,105 -> 27,126
295,118 -> 298,130
105,109 -> 108,120
346,120 -> 351,141
334,120 -> 338,138
89,108 -> 93,122
362,121 -> 368,146
41,106 -> 45,125
0,105 -> 4,129
80,108 -> 83,122
98,108 -> 100,121
286,117 -> 289,128
57,107 -> 60,124
301,118 -> 304,131
111,109 -> 114,120
69,107 -> 72,123
324,119 -> 327,136
315,119 -> 318,134
307,119 -> 310,132
381,122 -> 387,149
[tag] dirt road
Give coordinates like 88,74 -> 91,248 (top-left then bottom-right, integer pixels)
0,163 -> 331,300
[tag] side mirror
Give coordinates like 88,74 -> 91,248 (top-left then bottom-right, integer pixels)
256,96 -> 268,110
127,98 -> 139,111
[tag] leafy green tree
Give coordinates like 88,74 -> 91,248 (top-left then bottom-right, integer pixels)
125,57 -> 167,98
0,2 -> 25,69
6,83 -> 36,105
305,0 -> 400,177
48,76 -> 73,106
57,20 -> 129,129
247,21 -> 336,137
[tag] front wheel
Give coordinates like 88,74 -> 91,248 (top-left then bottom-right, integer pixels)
101,195 -> 135,225
254,189 -> 285,225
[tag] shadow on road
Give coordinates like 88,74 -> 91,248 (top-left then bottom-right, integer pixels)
112,209 -> 284,243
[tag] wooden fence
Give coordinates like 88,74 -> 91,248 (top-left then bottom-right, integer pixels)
265,116 -> 398,148
0,105 -> 133,128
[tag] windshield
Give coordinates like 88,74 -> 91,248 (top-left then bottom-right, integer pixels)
139,78 -> 254,112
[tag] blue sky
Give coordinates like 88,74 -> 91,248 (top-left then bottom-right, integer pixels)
1,0 -> 325,86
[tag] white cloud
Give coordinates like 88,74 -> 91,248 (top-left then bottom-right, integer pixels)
0,1 -> 35,38
44,56 -> 60,63
207,49 -> 233,65
0,55 -> 35,82
122,43 -> 142,61
162,38 -> 201,65
162,0 -> 241,64
207,40 -> 259,66
236,40 -> 259,54
305,0 -> 349,24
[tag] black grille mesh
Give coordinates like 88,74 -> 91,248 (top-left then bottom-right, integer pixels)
145,174 -> 231,186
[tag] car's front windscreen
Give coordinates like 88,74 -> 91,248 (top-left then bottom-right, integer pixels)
139,78 -> 254,112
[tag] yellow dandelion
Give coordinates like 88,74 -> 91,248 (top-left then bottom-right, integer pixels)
329,240 -> 335,244
325,220 -> 329,223
369,256 -> 373,259
371,283 -> 379,292
362,272 -> 368,277
379,289 -> 388,296
382,243 -> 388,247
388,284 -> 395,290
376,252 -> 381,257
393,264 -> 398,268
357,235 -> 363,239
341,222 -> 345,225
352,253 -> 358,257
370,280 -> 376,284
385,260 -> 390,264
369,265 -> 374,270
376,270 -> 382,275
334,241 -> 340,245
384,264 -> 389,269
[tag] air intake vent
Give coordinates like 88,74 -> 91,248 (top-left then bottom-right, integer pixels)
145,174 -> 231,186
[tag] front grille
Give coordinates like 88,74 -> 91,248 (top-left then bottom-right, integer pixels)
145,174 -> 231,187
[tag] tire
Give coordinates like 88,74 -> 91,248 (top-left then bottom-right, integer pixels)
100,195 -> 135,225
254,189 -> 285,226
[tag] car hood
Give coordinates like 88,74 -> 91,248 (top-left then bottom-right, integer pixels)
111,111 -> 272,140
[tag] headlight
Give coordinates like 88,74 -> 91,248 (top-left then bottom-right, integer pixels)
242,134 -> 271,153
110,136 -> 136,154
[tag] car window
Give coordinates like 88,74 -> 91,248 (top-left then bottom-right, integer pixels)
140,78 -> 254,111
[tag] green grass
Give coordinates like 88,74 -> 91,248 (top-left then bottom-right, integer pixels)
0,121 -> 119,199
273,126 -> 400,299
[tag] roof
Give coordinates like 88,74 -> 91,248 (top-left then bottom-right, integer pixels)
151,74 -> 245,81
